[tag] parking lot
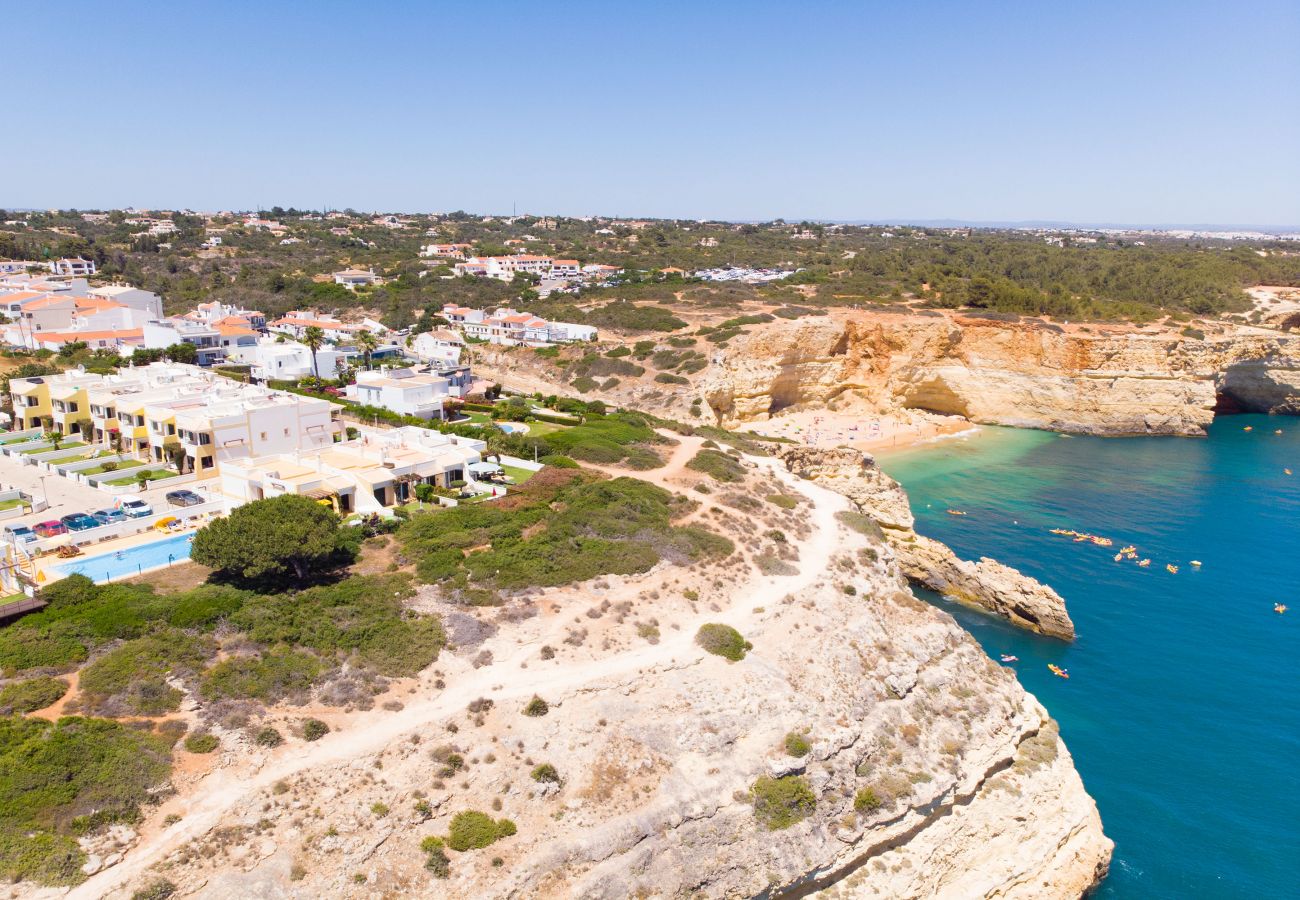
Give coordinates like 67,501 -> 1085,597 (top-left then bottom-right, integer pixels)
0,452 -> 213,534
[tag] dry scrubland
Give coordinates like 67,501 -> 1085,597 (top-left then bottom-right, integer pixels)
0,412 -> 1109,898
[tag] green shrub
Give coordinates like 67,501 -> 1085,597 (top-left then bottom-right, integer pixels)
131,879 -> 177,900
0,675 -> 67,714
446,810 -> 516,851
853,787 -> 881,813
686,449 -> 745,482
522,695 -> 549,717
253,727 -> 283,748
371,801 -> 389,817
78,631 -> 211,716
695,623 -> 751,661
784,731 -> 811,757
530,763 -> 560,784
0,716 -> 172,885
654,373 -> 688,385
425,845 -> 450,877
572,376 -> 597,393
539,454 -> 577,468
766,493 -> 799,509
183,732 -> 219,754
835,510 -> 884,541
201,648 -> 324,703
750,775 -> 816,830
301,718 -> 330,741
604,346 -> 631,357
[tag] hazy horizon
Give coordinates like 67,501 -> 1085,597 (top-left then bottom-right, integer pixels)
8,1 -> 1298,226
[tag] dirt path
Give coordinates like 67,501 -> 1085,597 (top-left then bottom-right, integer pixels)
73,449 -> 847,899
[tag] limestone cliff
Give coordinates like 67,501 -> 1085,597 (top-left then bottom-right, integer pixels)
778,445 -> 1074,641
92,449 -> 1109,900
701,312 -> 1300,434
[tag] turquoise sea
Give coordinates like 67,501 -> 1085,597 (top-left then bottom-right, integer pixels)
878,417 -> 1299,899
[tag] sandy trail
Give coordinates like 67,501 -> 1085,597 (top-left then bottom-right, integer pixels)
74,447 -> 847,899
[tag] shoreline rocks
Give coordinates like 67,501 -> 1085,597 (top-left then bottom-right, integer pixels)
778,444 -> 1076,640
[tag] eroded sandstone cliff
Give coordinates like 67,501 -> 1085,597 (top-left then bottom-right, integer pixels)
701,313 -> 1300,434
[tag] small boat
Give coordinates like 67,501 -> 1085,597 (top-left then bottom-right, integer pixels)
1190,560 -> 1202,567
1276,604 -> 1288,614
1113,552 -> 1123,562
1048,664 -> 1070,679
1276,430 -> 1284,435
946,509 -> 967,516
1286,469 -> 1293,476
1000,654 -> 1019,663
1166,564 -> 1179,574
1138,559 -> 1151,567
1120,546 -> 1136,554
1244,426 -> 1253,432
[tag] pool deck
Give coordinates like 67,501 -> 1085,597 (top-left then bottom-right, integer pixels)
34,521 -> 205,585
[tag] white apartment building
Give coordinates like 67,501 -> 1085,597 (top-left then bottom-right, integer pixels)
420,243 -> 473,259
227,337 -> 348,382
86,284 -> 165,319
268,310 -> 360,343
349,366 -> 450,419
49,258 -> 97,276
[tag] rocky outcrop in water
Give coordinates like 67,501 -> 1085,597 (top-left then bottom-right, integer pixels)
778,444 -> 1075,640
701,313 -> 1300,434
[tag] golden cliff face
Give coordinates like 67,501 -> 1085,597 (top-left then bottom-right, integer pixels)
701,313 -> 1300,435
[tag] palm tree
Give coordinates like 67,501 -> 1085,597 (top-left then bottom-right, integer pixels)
355,330 -> 379,370
302,326 -> 325,382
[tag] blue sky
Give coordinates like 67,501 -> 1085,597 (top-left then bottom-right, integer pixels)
6,1 -> 1298,225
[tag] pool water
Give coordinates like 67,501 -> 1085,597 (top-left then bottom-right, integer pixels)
49,532 -> 195,583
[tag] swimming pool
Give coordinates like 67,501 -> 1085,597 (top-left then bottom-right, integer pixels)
48,532 -> 195,583
498,422 -> 530,434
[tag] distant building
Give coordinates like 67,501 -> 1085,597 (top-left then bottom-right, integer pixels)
49,257 -> 96,277
332,268 -> 380,290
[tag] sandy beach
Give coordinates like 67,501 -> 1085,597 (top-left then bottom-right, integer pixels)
745,407 -> 978,454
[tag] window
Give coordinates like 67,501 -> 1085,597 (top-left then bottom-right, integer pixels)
283,428 -> 290,436
260,432 -> 267,441
201,456 -> 214,469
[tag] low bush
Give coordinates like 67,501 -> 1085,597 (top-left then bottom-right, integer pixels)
766,493 -> 799,509
183,732 -> 219,753
301,718 -> 330,741
0,675 -> 67,714
835,510 -> 884,541
530,763 -> 560,784
853,787 -> 881,813
253,726 -> 283,748
686,449 -> 745,482
78,631 -> 211,716
522,695 -> 549,717
784,731 -> 811,757
696,623 -> 751,661
201,649 -> 324,703
750,775 -> 816,830
446,810 -> 516,851
0,716 -> 172,885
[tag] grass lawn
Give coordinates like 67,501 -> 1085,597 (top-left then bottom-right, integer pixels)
0,498 -> 30,512
455,411 -> 493,425
20,441 -> 84,455
105,467 -> 176,486
83,458 -> 144,476
502,464 -> 538,485
522,420 -> 569,438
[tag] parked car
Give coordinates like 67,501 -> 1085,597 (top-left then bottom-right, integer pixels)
3,525 -> 36,544
116,498 -> 153,518
91,508 -> 125,525
165,489 -> 204,507
60,513 -> 100,532
32,520 -> 67,538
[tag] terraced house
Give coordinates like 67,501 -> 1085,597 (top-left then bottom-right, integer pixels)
8,363 -> 344,475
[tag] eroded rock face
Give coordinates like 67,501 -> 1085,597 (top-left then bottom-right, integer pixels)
777,444 -> 1075,640
701,313 -> 1300,434
778,445 -> 914,531
891,533 -> 1075,641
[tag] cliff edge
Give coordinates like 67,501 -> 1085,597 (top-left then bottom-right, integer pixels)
778,445 -> 1075,640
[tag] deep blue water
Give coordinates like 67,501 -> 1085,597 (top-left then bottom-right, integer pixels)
878,417 -> 1300,899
